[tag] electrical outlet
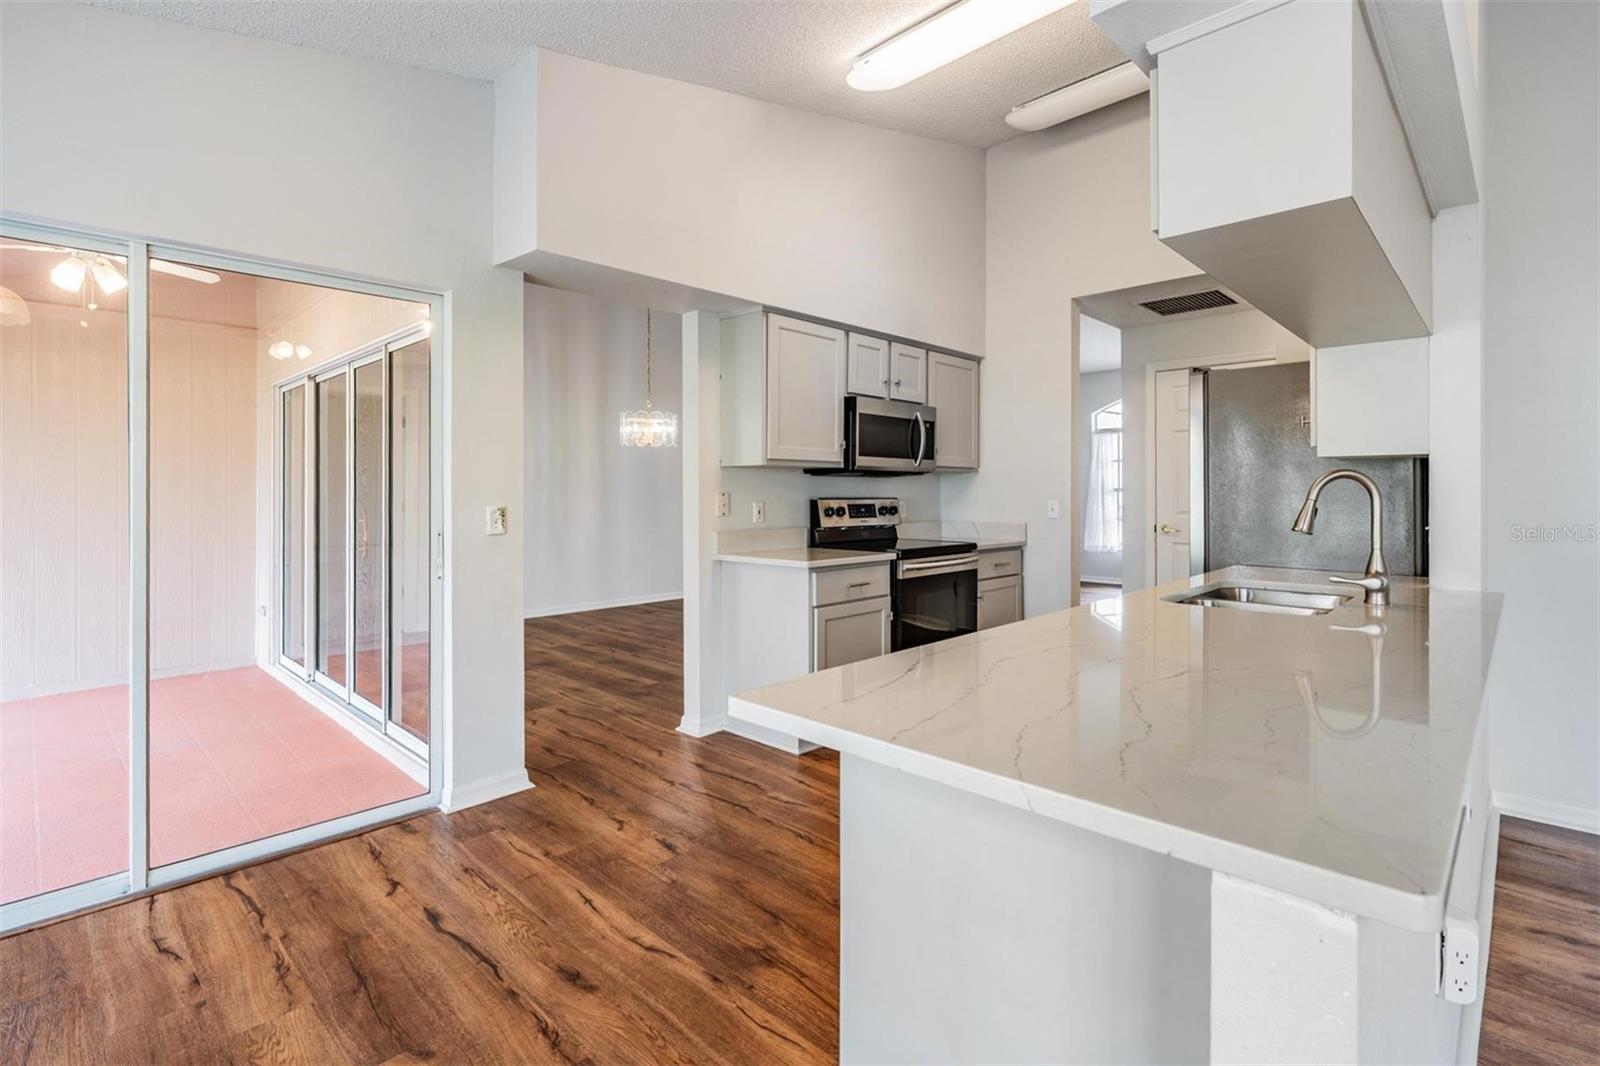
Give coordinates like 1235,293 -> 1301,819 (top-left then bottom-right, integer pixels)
716,492 -> 731,518
751,500 -> 766,525
1046,499 -> 1061,519
1441,914 -> 1480,1004
486,505 -> 508,536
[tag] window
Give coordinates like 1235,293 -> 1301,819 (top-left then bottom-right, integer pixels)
1085,400 -> 1123,553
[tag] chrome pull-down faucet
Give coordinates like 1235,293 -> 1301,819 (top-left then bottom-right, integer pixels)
1291,469 -> 1389,606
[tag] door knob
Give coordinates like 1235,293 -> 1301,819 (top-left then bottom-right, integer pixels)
1158,523 -> 1179,534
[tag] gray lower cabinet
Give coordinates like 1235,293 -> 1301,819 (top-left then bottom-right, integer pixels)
813,597 -> 891,671
977,574 -> 1022,630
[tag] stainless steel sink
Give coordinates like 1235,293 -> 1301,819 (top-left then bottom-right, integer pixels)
1165,583 -> 1351,616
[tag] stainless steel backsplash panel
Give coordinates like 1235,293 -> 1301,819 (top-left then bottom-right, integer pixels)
1205,363 -> 1421,576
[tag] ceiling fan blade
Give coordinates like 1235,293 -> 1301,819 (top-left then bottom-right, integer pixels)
151,259 -> 221,284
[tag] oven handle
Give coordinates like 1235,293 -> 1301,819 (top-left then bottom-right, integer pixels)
913,412 -> 927,468
898,554 -> 978,579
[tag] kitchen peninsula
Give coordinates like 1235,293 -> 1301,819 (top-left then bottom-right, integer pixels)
730,567 -> 1503,1065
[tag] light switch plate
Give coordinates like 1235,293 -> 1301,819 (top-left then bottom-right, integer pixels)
1046,499 -> 1061,519
486,505 -> 508,536
751,500 -> 766,525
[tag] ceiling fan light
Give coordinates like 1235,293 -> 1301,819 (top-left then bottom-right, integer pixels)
0,284 -> 31,327
269,340 -> 295,360
847,0 -> 1075,92
50,255 -> 87,293
295,344 -> 313,360
90,256 -> 128,295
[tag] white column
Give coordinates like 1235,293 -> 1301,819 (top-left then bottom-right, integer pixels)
678,311 -> 721,736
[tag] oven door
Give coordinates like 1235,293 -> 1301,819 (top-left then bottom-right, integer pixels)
893,554 -> 978,651
849,396 -> 936,472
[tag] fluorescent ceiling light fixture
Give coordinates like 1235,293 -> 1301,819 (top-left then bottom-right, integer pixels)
848,0 -> 1075,92
1006,61 -> 1149,131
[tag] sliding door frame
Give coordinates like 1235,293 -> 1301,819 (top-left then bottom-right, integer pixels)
0,217 -> 446,935
274,327 -> 430,758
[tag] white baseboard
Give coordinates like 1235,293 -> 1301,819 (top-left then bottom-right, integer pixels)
442,768 -> 533,812
676,713 -> 725,738
524,592 -> 683,619
1492,790 -> 1600,834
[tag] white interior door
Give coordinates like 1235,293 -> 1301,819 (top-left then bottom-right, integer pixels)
1152,369 -> 1193,584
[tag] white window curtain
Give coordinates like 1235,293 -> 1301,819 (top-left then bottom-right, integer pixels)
1084,428 -> 1123,553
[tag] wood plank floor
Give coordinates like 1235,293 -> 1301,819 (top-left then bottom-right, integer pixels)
0,601 -> 837,1065
1479,817 -> 1600,1065
1,601 -> 1595,1064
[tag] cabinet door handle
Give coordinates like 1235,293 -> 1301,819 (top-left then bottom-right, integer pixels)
1158,523 -> 1179,534
847,581 -> 871,591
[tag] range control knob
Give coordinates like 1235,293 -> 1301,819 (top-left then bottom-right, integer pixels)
877,505 -> 890,516
888,506 -> 899,515
823,506 -> 837,518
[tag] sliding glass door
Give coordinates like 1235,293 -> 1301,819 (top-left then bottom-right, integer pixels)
280,330 -> 430,754
0,216 -> 443,934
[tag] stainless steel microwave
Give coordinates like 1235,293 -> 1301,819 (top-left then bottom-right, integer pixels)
842,395 -> 937,474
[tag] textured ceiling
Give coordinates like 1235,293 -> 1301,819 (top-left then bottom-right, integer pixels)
85,0 -> 1127,147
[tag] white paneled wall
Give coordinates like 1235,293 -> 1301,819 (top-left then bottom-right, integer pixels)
0,303 -> 130,699
150,317 -> 258,679
0,302 -> 257,700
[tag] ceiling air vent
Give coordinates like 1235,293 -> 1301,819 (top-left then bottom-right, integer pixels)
1138,289 -> 1237,316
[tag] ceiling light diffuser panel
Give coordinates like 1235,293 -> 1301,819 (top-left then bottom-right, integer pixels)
848,0 -> 1076,92
1006,61 -> 1149,131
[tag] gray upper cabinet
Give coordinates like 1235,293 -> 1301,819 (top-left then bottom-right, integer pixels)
929,351 -> 979,470
721,308 -> 976,469
888,342 -> 927,404
847,332 -> 891,398
721,311 -> 846,467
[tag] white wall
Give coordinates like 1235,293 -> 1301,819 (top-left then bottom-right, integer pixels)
1480,0 -> 1600,830
1076,368 -> 1124,584
495,49 -> 988,354
0,3 -> 529,808
1118,309 -> 1311,590
523,283 -> 683,615
945,96 -> 1196,616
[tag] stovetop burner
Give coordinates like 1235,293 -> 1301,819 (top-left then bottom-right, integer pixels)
891,537 -> 979,560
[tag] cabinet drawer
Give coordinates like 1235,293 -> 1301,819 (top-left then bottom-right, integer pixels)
811,564 -> 891,607
977,549 -> 1022,581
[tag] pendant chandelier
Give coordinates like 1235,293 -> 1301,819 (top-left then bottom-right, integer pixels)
619,308 -> 678,448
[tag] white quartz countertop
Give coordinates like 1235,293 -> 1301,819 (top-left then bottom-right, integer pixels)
714,547 -> 895,569
730,566 -> 1503,931
974,537 -> 1027,550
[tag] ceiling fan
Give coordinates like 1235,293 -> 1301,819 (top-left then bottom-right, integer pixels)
0,242 -> 222,293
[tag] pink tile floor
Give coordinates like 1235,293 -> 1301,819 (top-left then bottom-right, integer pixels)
0,667 -> 424,904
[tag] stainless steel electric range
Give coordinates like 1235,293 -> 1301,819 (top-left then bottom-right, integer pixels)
809,497 -> 978,651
